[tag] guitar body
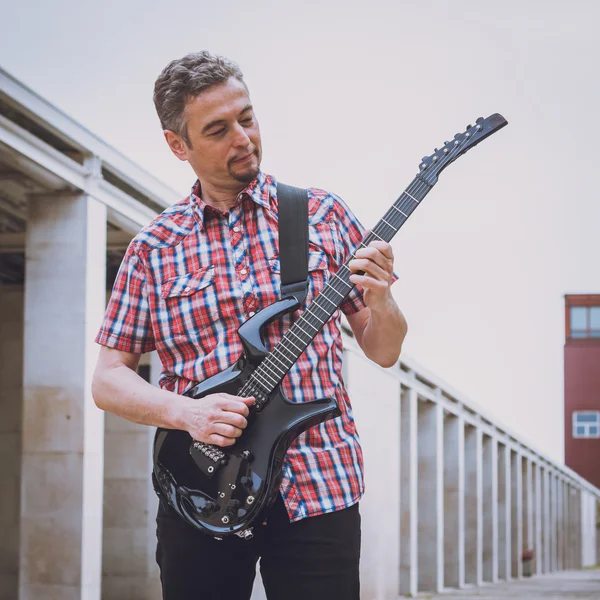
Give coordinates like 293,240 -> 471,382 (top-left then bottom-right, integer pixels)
153,296 -> 340,538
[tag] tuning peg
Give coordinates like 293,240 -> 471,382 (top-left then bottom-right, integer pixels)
444,141 -> 450,145
476,117 -> 484,123
434,148 -> 438,152
466,124 -> 472,129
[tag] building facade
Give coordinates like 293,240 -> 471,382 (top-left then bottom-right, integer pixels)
564,294 -> 600,489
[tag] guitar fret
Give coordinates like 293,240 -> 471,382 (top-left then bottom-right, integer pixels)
404,191 -> 420,204
299,319 -> 319,333
319,295 -> 338,308
305,311 -> 326,325
265,351 -> 291,373
283,330 -> 306,352
327,287 -> 345,299
391,204 -> 408,218
381,217 -> 397,232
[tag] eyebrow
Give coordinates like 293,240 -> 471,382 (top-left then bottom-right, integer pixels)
201,104 -> 253,135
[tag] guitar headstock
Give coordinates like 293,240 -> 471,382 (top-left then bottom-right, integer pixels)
418,113 -> 508,185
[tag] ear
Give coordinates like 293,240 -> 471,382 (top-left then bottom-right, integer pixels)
164,130 -> 189,162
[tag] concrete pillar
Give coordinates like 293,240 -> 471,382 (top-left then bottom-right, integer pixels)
550,475 -> 557,572
464,425 -> 482,585
535,463 -> 542,575
562,481 -> 569,570
482,435 -> 497,582
497,443 -> 511,580
417,401 -> 443,593
20,193 -> 106,600
443,413 -> 464,589
543,468 -> 551,573
0,286 -> 24,599
557,479 -> 564,571
400,387 -> 418,597
523,459 -> 533,562
343,350 -> 402,600
101,352 -> 161,600
511,452 -> 522,578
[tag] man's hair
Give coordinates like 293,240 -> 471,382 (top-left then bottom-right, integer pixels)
153,51 -> 245,147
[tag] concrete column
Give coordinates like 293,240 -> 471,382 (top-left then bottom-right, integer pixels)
511,452 -> 523,578
557,479 -> 564,571
417,401 -> 443,593
550,475 -> 558,572
0,286 -> 24,599
535,464 -> 542,575
567,485 -> 576,570
497,443 -> 511,580
524,459 -> 533,561
343,350 -> 402,600
562,482 -> 570,570
101,352 -> 161,599
543,469 -> 551,573
482,435 -> 497,582
443,413 -> 464,589
400,386 -> 418,597
464,425 -> 482,585
20,193 -> 106,600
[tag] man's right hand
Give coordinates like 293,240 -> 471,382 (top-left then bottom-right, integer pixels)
178,393 -> 255,447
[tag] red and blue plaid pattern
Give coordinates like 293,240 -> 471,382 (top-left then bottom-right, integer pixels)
96,172 -> 367,521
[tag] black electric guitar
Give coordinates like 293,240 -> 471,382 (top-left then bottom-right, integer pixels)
152,114 -> 508,539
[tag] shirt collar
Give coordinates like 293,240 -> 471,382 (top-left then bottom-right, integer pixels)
189,171 -> 275,230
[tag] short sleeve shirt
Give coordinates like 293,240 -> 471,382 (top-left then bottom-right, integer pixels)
96,171 -> 368,521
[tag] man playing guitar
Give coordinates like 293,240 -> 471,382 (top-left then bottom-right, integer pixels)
92,51 -> 407,600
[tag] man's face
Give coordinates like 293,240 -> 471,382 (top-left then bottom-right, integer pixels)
165,77 -> 262,191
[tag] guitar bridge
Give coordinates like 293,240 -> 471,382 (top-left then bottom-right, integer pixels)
190,441 -> 228,478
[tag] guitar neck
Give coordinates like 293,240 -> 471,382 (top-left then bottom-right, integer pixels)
250,175 -> 434,394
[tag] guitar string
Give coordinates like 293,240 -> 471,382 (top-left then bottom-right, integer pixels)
239,135 -> 469,400
243,135 -> 468,398
240,139 -> 465,399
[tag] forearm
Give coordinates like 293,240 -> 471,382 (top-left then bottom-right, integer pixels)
359,296 -> 407,368
92,363 -> 183,430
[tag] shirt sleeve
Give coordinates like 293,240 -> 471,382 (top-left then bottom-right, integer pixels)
95,244 -> 156,353
330,193 -> 399,316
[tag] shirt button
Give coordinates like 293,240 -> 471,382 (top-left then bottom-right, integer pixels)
233,226 -> 240,233
249,311 -> 256,317
240,268 -> 247,275
184,286 -> 191,292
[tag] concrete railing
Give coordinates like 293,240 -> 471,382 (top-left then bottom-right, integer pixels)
340,333 -> 599,599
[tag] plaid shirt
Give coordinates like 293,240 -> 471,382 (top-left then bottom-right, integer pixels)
96,171 -> 368,521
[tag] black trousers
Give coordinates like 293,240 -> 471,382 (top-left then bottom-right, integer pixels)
155,494 -> 361,600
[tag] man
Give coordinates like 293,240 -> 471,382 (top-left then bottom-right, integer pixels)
92,51 -> 407,600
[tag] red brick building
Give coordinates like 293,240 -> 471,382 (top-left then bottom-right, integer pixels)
564,294 -> 600,489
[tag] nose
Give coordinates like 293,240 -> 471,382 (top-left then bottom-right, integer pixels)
232,122 -> 251,148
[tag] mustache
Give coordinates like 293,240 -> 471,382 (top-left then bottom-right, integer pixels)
229,146 -> 259,165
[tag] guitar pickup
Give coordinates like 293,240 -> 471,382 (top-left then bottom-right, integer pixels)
190,441 -> 228,478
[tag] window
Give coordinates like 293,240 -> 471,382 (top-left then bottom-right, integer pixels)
569,306 -> 600,339
573,411 -> 600,438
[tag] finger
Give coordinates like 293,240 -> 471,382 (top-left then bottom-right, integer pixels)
217,397 -> 254,416
354,247 -> 394,271
219,411 -> 248,429
366,240 -> 394,259
349,273 -> 390,292
348,258 -> 392,282
213,422 -> 244,439
208,433 -> 236,447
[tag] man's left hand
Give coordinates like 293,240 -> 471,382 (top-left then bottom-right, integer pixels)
348,240 -> 395,312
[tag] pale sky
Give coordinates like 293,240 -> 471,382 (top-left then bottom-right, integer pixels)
2,0 -> 599,464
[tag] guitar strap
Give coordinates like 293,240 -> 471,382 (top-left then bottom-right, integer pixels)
276,182 -> 309,305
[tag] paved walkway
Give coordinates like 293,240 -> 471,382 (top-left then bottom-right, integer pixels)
408,570 -> 600,599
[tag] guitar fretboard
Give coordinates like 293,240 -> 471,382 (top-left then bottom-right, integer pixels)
247,175 -> 433,395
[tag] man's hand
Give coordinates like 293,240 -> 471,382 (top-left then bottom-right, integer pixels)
348,240 -> 395,312
178,393 -> 256,447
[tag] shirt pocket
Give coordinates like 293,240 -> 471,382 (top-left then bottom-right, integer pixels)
159,265 -> 219,340
268,249 -> 330,304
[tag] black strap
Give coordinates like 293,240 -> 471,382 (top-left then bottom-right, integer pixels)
277,182 -> 309,304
